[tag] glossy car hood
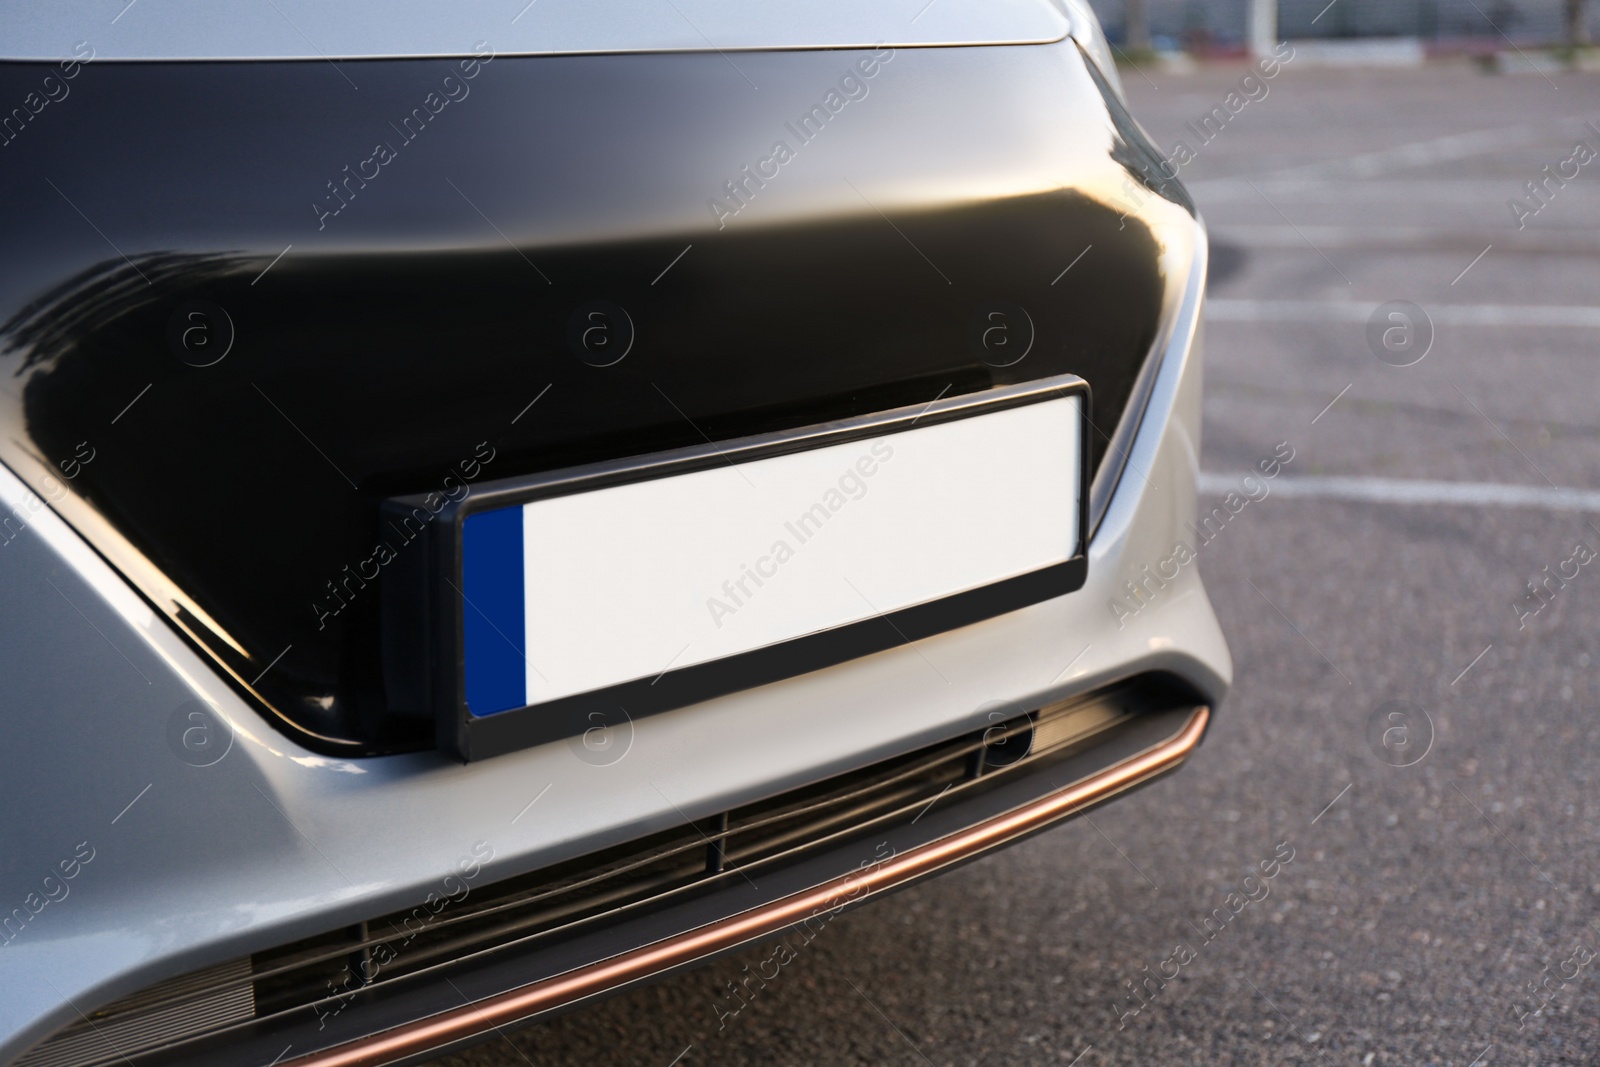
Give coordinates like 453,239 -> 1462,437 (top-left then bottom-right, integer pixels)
0,0 -> 1074,61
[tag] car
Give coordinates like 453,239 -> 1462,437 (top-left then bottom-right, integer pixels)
0,3 -> 1227,1065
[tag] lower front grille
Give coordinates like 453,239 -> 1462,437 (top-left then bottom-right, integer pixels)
14,961 -> 254,1067
17,673 -> 1200,1067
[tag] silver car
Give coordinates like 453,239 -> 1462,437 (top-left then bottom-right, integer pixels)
0,2 -> 1226,1064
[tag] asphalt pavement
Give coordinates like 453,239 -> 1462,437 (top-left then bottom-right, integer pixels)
428,60 -> 1600,1066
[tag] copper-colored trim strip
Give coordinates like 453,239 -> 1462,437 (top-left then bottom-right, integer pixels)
284,706 -> 1209,1067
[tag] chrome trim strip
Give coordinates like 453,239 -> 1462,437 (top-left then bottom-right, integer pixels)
282,705 -> 1209,1067
1087,218 -> 1209,538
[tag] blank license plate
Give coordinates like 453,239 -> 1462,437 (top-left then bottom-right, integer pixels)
459,391 -> 1084,718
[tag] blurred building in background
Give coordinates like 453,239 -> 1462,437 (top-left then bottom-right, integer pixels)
1088,0 -> 1595,53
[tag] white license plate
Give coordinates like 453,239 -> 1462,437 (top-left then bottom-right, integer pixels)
458,388 -> 1083,717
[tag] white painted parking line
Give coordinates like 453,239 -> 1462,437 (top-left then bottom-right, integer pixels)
1197,473 -> 1600,513
1207,299 -> 1600,328
1208,224 -> 1600,253
1194,178 -> 1600,204
1189,119 -> 1558,198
